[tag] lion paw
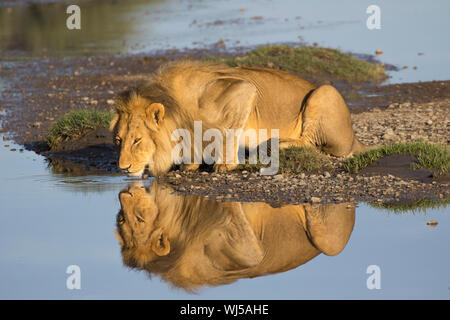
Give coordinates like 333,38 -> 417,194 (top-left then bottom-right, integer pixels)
180,163 -> 200,171
214,163 -> 238,173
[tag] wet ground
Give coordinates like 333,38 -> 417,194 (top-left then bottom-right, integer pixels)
0,0 -> 449,299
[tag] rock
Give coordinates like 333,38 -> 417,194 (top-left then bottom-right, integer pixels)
174,173 -> 181,178
375,49 -> 383,55
32,122 -> 41,128
201,171 -> 209,175
273,174 -> 283,180
311,196 -> 321,203
324,171 -> 331,178
426,220 -> 438,226
106,99 -> 115,105
2,136 -> 9,141
425,119 -> 433,125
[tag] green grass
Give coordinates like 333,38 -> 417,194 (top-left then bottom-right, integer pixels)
278,146 -> 332,174
367,197 -> 449,214
206,45 -> 387,82
46,109 -> 114,149
343,142 -> 449,175
239,146 -> 332,174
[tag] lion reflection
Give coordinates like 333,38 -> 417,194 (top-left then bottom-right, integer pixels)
115,181 -> 355,291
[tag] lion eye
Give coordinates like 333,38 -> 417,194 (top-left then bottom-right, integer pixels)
115,136 -> 122,146
133,138 -> 142,145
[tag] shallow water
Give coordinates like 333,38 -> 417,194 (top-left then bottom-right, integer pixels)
1,0 -> 450,83
0,136 -> 448,299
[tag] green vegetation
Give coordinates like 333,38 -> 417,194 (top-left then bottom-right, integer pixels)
343,142 -> 449,175
278,146 -> 332,174
206,45 -> 387,82
367,197 -> 450,214
240,146 -> 332,174
46,109 -> 114,148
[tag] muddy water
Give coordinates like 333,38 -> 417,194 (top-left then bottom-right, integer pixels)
1,0 -> 450,83
0,137 -> 449,299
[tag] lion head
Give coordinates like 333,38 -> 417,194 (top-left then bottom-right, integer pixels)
115,183 -> 171,268
110,86 -> 179,177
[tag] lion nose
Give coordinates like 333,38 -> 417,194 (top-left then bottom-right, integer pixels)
120,164 -> 132,172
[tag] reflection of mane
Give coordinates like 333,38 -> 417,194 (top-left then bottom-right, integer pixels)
116,182 -> 355,291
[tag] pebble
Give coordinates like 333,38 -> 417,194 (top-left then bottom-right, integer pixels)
106,99 -> 115,105
311,197 -> 321,203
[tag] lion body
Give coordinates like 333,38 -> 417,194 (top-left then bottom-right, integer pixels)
111,61 -> 370,176
116,182 -> 355,290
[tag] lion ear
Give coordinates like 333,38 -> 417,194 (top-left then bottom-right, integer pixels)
109,113 -> 119,132
150,228 -> 170,256
145,103 -> 165,128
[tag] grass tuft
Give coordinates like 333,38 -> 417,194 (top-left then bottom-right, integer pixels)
206,45 -> 387,82
367,197 -> 449,214
239,146 -> 332,174
343,142 -> 449,175
278,146 -> 332,174
46,109 -> 114,149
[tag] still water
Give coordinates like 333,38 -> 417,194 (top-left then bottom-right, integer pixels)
1,0 -> 450,83
0,136 -> 448,299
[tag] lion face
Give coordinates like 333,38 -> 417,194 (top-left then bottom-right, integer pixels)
115,184 -> 170,265
111,91 -> 169,177
113,114 -> 157,177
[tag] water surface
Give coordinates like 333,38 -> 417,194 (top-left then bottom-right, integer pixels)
0,137 -> 448,299
1,0 -> 449,83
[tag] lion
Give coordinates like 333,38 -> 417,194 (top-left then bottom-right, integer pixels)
110,61 -> 371,176
115,181 -> 356,291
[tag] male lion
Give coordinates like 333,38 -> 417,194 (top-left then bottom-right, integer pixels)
110,61 -> 370,176
115,181 -> 356,291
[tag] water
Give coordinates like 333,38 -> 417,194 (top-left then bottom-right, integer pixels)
0,137 -> 448,299
0,0 -> 449,299
1,0 -> 450,83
